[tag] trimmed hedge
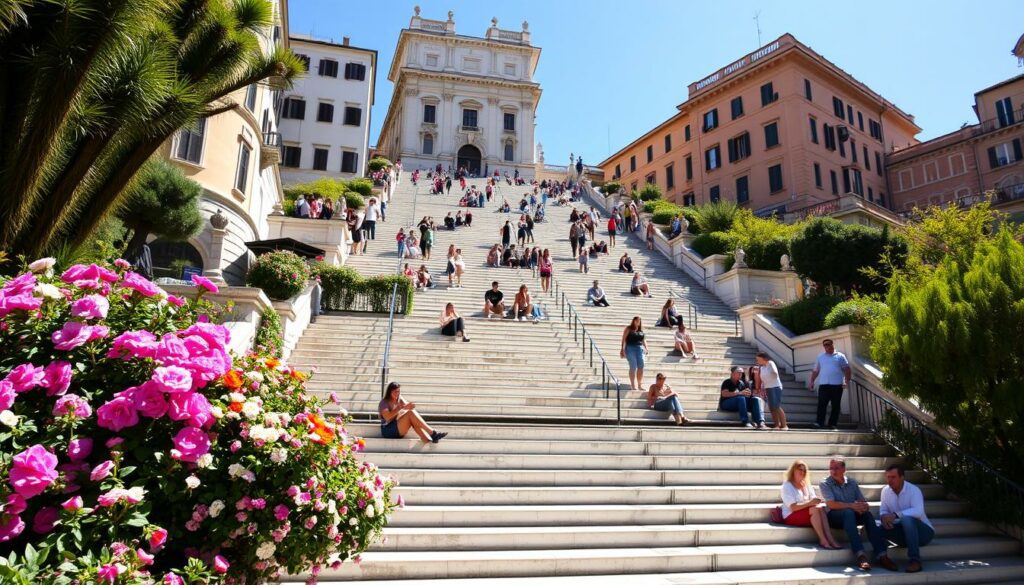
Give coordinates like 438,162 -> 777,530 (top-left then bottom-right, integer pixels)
777,295 -> 843,335
367,156 -> 392,172
313,264 -> 414,314
691,231 -> 733,258
346,178 -> 374,197
599,181 -> 622,195
254,307 -> 284,357
246,250 -> 312,301
342,191 -> 365,210
823,297 -> 888,329
636,183 -> 663,201
744,235 -> 791,271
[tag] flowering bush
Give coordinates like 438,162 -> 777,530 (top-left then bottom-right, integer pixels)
245,251 -> 312,301
0,260 -> 395,584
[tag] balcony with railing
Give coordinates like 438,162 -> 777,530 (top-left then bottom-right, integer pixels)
972,106 -> 1024,137
782,192 -> 904,226
458,124 -> 481,133
958,182 -> 1024,208
260,131 -> 281,169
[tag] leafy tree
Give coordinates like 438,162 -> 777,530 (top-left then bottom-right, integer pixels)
636,183 -> 663,201
117,159 -> 204,259
872,228 -> 1024,479
691,200 -> 739,233
367,156 -> 392,172
599,181 -> 622,195
0,0 -> 304,260
790,217 -> 906,295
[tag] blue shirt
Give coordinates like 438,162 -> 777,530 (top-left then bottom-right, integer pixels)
814,351 -> 849,385
819,475 -> 865,504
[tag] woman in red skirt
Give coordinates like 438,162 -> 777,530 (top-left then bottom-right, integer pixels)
781,460 -> 842,549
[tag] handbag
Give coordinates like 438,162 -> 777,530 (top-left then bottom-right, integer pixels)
770,505 -> 785,524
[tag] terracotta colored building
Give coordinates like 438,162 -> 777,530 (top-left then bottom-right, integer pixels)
885,35 -> 1024,220
600,34 -> 919,225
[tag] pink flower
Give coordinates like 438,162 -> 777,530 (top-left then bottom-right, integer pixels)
61,495 -> 83,511
167,295 -> 185,307
170,427 -> 211,463
137,548 -> 155,565
191,275 -> 219,294
51,321 -> 109,351
0,381 -> 15,411
96,487 -> 145,507
8,445 -> 58,498
0,514 -> 24,543
149,526 -> 168,550
151,366 -> 192,394
67,438 -> 93,462
107,330 -> 158,360
106,437 -> 124,449
163,573 -> 184,585
113,258 -> 131,270
121,272 -> 161,297
4,363 -> 44,393
132,382 -> 169,418
40,361 -> 72,396
0,293 -> 43,317
96,397 -> 139,431
90,460 -> 114,482
111,542 -> 130,557
168,392 -> 213,428
52,394 -> 92,418
97,563 -> 122,583
2,272 -> 36,295
61,264 -> 119,288
213,555 -> 230,574
70,294 -> 109,319
4,494 -> 27,515
32,507 -> 60,534
28,258 -> 56,273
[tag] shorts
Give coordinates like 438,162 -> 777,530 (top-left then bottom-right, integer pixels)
783,507 -> 812,526
539,270 -> 551,278
352,229 -> 363,243
446,262 -> 455,275
381,419 -> 400,439
422,242 -> 432,253
766,387 -> 784,410
609,229 -> 616,237
647,235 -> 654,243
625,344 -> 645,370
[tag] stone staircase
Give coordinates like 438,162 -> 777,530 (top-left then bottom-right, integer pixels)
288,172 -> 1024,584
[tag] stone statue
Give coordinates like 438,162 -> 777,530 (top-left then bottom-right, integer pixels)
734,246 -> 747,268
536,142 -> 545,163
491,17 -> 498,27
680,215 -> 689,234
413,5 -> 420,16
447,10 -> 454,21
522,20 -> 529,31
780,254 -> 793,271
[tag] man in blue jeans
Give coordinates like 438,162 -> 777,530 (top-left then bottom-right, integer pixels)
820,457 -> 897,572
809,338 -> 851,429
880,464 -> 933,573
719,366 -> 766,429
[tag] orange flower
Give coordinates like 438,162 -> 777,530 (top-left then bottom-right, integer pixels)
289,369 -> 307,382
228,401 -> 244,413
223,370 -> 244,390
309,414 -> 335,444
265,357 -> 280,369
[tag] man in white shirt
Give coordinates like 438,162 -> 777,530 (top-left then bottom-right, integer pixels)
879,464 -> 933,573
363,198 -> 380,241
809,338 -> 852,429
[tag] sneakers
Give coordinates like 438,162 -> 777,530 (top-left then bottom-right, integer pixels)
532,317 -> 540,324
430,431 -> 448,443
756,422 -> 767,430
743,422 -> 754,428
520,316 -> 526,322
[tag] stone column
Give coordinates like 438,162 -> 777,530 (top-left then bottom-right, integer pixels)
204,226 -> 228,285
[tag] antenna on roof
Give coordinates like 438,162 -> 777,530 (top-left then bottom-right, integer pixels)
753,11 -> 763,47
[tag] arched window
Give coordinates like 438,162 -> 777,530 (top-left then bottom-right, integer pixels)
504,141 -> 514,162
423,134 -> 434,155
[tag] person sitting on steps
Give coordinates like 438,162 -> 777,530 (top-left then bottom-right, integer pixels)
379,381 -> 448,443
512,284 -> 540,323
657,298 -> 683,327
674,322 -> 700,359
483,281 -> 506,319
781,460 -> 842,550
487,244 -> 501,268
619,253 -> 634,273
630,272 -> 651,297
416,265 -> 434,290
588,280 -> 610,306
719,366 -> 765,428
647,373 -> 690,425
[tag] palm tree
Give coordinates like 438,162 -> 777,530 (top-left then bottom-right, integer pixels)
0,0 -> 303,260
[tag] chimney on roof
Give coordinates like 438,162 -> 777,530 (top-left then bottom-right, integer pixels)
342,37 -> 350,46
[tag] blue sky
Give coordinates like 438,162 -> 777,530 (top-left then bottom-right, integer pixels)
290,0 -> 1024,167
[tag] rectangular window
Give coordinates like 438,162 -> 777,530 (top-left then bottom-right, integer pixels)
317,102 -> 334,123
703,108 -> 719,132
630,155 -> 636,173
614,164 -> 621,178
646,172 -> 656,185
879,192 -> 886,207
996,97 -> 1014,128
425,54 -> 439,67
462,109 -> 478,128
868,186 -> 874,202
504,112 -> 516,131
768,164 -> 783,193
857,111 -> 864,132
283,145 -> 301,168
824,124 -> 836,150
318,59 -> 338,78
863,146 -> 870,170
174,117 -> 206,164
814,163 -> 822,188
843,168 -> 864,195
760,82 -> 777,106
833,96 -> 844,119
804,78 -> 812,100
735,176 -> 749,203
847,105 -> 854,125
869,119 -> 883,141
504,142 -> 514,162
665,164 -> 675,189
344,62 -> 366,81
705,145 -> 721,171
296,54 -> 310,71
423,134 -> 433,155
424,104 -> 436,123
764,122 -> 779,148
809,117 -> 818,144
343,106 -> 361,126
988,139 -> 1023,168
646,144 -> 654,163
504,63 -> 516,76
685,125 -> 691,141
709,185 -> 720,202
664,133 -> 672,153
685,155 -> 693,180
839,138 -> 846,158
830,169 -> 838,195
683,193 -> 696,206
876,152 -> 883,176
341,150 -> 358,173
244,84 -> 257,112
727,132 -> 751,162
313,148 -> 329,171
282,97 -> 306,120
731,96 -> 744,119
851,139 -> 857,163
235,143 -> 251,193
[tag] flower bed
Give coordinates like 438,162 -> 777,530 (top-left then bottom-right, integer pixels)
0,260 -> 395,583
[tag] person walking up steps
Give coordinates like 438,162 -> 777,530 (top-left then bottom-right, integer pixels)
539,249 -> 553,294
607,214 -> 617,247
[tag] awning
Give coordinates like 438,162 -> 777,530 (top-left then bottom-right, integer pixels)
244,238 -> 325,259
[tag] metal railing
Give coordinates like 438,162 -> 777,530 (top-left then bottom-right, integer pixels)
972,105 -> 1024,136
852,380 -> 1024,531
751,319 -> 814,375
380,176 -> 419,397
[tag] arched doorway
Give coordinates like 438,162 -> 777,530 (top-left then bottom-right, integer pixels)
150,239 -> 204,280
457,144 -> 482,176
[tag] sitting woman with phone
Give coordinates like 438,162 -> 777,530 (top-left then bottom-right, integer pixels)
378,381 -> 448,443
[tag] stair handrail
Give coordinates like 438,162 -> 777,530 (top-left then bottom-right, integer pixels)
380,173 -> 417,398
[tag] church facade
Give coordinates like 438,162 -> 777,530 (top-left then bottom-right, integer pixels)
376,8 -> 542,178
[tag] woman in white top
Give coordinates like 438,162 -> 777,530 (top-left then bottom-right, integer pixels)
673,323 -> 699,360
781,460 -> 842,549
404,234 -> 422,259
452,248 -> 466,287
756,352 -> 788,430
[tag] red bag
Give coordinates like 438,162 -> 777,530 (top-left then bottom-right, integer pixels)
770,505 -> 785,524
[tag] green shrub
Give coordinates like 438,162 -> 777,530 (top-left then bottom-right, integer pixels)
791,217 -> 907,295
254,307 -> 284,357
823,297 -> 888,329
343,191 -> 366,209
692,200 -> 739,233
636,183 -> 663,201
284,177 -> 348,202
599,181 -> 622,195
743,235 -> 791,271
246,250 -> 312,301
691,231 -> 734,258
682,207 -> 700,234
776,295 -> 843,335
367,156 -> 392,172
313,264 -> 414,314
346,178 -> 374,197
651,203 -> 685,225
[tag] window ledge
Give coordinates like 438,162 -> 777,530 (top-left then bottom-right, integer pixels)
770,188 -> 785,195
231,188 -> 247,202
765,144 -> 781,151
171,157 -> 204,171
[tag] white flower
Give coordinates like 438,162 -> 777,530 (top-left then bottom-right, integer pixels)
349,517 -> 359,526
228,463 -> 246,478
327,500 -> 337,515
126,486 -> 146,501
196,453 -> 214,468
0,410 -> 19,427
228,392 -> 246,403
256,541 -> 276,560
242,401 -> 261,419
33,283 -> 62,299
209,500 -> 225,518
28,257 -> 56,273
270,449 -> 288,464
185,475 -> 201,489
210,406 -> 224,419
245,371 -> 264,383
365,505 -> 375,518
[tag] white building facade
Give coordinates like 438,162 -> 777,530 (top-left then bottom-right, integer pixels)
279,36 -> 377,184
377,9 -> 542,178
